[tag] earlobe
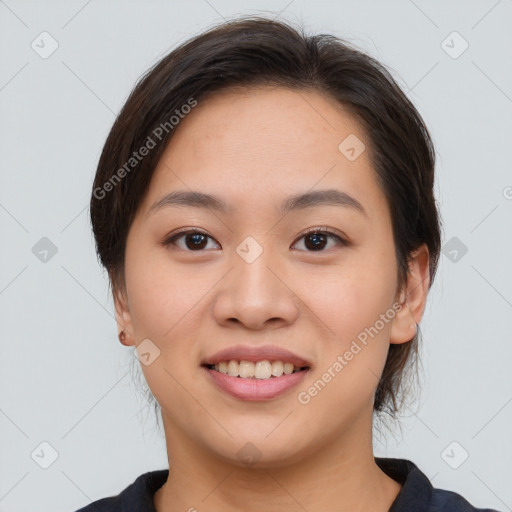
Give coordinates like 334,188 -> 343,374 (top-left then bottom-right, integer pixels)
390,244 -> 430,345
112,283 -> 135,347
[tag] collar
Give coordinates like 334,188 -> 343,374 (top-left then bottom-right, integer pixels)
137,457 -> 433,512
375,457 -> 433,511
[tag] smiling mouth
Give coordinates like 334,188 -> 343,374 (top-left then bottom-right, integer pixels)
203,360 -> 310,380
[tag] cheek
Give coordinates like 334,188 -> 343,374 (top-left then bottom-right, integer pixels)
123,242 -> 207,339
125,267 -> 174,339
298,273 -> 397,418
123,255 -> 207,406
294,251 -> 397,344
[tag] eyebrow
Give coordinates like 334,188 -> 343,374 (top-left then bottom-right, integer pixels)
147,188 -> 367,217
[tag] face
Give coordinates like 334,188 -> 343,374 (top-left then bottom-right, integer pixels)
115,87 -> 426,468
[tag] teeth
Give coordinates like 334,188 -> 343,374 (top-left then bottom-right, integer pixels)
283,362 -> 294,375
254,360 -> 272,379
239,360 -> 255,378
271,361 -> 284,377
210,359 -> 305,379
227,360 -> 238,377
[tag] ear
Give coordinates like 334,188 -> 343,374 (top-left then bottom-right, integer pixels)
390,243 -> 430,344
111,273 -> 136,347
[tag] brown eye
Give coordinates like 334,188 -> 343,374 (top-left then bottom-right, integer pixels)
163,227 -> 347,253
164,230 -> 220,251
292,229 -> 347,252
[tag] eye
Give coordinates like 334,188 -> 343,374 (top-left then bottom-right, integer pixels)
163,227 -> 348,252
163,229 -> 220,251
292,227 -> 348,252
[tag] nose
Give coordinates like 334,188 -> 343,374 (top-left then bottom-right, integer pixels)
212,245 -> 300,331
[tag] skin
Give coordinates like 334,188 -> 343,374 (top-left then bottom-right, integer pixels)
113,86 -> 430,512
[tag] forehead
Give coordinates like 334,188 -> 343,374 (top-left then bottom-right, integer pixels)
140,86 -> 386,218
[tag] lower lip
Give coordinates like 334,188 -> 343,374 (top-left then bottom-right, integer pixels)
203,367 -> 309,401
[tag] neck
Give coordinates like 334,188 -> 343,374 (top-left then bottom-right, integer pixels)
153,411 -> 401,512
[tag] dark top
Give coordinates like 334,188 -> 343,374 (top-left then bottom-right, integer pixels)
74,457 -> 501,512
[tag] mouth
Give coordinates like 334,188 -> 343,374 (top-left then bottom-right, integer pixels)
200,345 -> 312,401
202,360 -> 310,379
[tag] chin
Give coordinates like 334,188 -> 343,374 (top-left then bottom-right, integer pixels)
207,434 -> 309,470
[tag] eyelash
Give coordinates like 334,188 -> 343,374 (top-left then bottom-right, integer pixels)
162,226 -> 349,252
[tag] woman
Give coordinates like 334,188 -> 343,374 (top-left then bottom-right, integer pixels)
77,16 -> 500,512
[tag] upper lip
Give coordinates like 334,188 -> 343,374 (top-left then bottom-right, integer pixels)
201,344 -> 312,368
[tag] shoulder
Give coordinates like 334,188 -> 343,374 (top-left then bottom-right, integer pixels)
430,488 -> 501,512
73,469 -> 169,512
375,457 -> 502,512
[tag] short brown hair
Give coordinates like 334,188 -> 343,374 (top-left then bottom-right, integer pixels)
90,16 -> 442,418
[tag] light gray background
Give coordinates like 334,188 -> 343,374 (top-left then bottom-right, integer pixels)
1,1 -> 511,511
